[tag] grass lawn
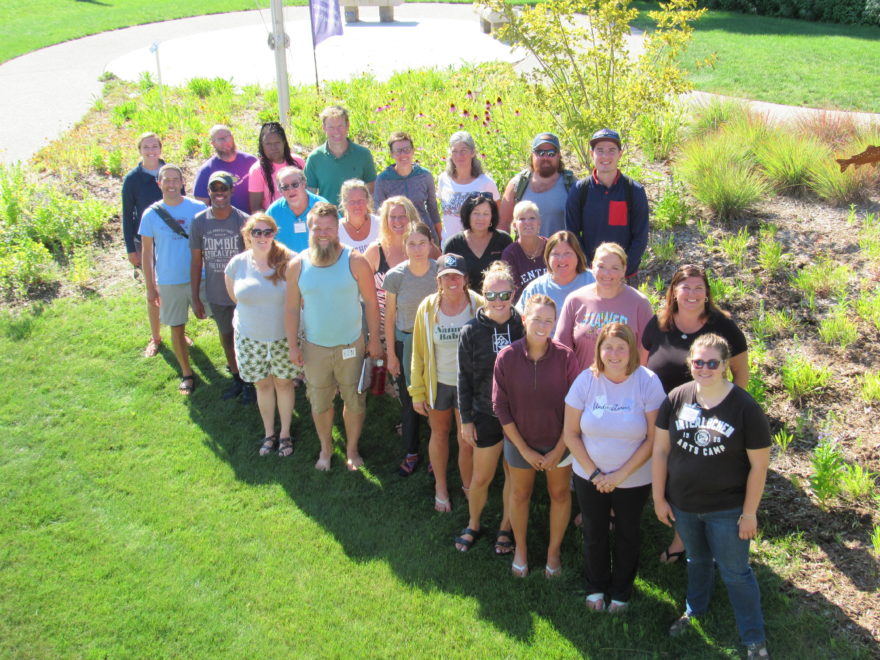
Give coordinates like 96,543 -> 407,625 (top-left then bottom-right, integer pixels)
0,285 -> 868,658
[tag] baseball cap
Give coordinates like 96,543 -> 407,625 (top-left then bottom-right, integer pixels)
589,128 -> 622,149
208,171 -> 235,188
438,253 -> 467,277
531,132 -> 561,151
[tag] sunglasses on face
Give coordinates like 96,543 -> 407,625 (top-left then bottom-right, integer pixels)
279,181 -> 304,192
250,228 -> 276,238
533,149 -> 558,157
484,290 -> 513,301
691,359 -> 721,370
466,191 -> 493,201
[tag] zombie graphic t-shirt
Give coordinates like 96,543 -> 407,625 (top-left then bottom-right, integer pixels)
656,381 -> 771,513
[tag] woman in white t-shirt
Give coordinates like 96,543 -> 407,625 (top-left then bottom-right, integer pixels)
563,322 -> 665,612
338,179 -> 379,254
436,131 -> 499,244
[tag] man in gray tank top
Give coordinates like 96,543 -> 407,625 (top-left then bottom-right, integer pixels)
284,202 -> 382,472
498,132 -> 576,237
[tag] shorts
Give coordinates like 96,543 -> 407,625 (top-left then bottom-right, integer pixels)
158,282 -> 210,327
234,333 -> 303,383
433,382 -> 458,412
211,303 -> 235,335
302,336 -> 366,415
472,410 -> 504,449
504,438 -> 573,470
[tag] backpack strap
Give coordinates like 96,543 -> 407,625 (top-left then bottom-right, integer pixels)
562,169 -> 576,193
512,168 -> 531,203
148,201 -> 189,239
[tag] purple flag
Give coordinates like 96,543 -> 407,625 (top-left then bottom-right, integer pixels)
310,0 -> 344,47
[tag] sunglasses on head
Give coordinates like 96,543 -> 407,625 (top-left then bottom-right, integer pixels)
466,191 -> 493,201
279,181 -> 304,192
250,228 -> 275,238
691,359 -> 721,370
533,149 -> 558,157
484,290 -> 513,301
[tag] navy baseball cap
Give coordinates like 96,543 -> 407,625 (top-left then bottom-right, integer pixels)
438,253 -> 467,277
531,132 -> 561,151
589,128 -> 622,149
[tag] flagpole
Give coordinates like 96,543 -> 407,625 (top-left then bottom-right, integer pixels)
308,0 -> 321,93
270,0 -> 291,127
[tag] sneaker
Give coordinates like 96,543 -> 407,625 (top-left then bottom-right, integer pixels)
746,643 -> 770,659
240,382 -> 257,405
222,375 -> 244,400
669,613 -> 694,637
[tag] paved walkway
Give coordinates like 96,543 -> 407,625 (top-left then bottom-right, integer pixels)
1,5 -> 877,166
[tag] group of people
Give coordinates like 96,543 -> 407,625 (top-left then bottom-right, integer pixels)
121,112 -> 770,658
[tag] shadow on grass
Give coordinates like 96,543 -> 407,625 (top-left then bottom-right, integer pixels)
184,380 -> 874,656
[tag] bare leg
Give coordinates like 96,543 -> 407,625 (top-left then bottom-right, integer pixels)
546,465 -> 573,571
661,530 -> 687,563
457,443 -> 503,550
254,376 -> 277,437
500,458 -> 512,532
170,324 -> 191,376
147,298 -> 161,344
454,408 -> 473,494
427,407 -> 452,509
312,406 -> 335,471
341,402 -> 365,468
509,465 -> 537,571
274,377 -> 295,438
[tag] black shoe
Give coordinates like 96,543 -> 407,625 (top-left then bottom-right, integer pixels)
222,375 -> 245,400
240,382 -> 257,405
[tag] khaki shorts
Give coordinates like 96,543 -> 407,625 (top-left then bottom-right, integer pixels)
302,336 -> 366,415
234,332 -> 303,383
158,282 -> 210,327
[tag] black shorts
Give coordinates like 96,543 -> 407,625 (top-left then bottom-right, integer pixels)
472,410 -> 504,449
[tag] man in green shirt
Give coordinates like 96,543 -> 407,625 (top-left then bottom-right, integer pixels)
304,106 -> 377,207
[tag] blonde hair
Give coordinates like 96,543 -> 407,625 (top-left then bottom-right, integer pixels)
689,333 -> 731,363
592,241 -> 628,270
481,260 -> 515,293
378,196 -> 419,246
340,179 -> 374,212
242,213 -> 292,285
137,131 -> 161,150
513,200 -> 540,221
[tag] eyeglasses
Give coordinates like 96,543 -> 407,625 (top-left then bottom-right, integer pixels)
250,228 -> 276,238
279,181 -> 304,191
466,191 -> 493,201
484,290 -> 513,301
691,359 -> 721,370
392,146 -> 413,155
533,149 -> 558,158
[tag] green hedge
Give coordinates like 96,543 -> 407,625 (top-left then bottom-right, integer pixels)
698,0 -> 880,25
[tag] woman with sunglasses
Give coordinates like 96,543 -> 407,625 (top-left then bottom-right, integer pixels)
437,131 -> 499,244
224,213 -> 303,457
563,323 -> 665,612
653,334 -> 770,659
643,263 -> 749,564
454,261 -> 523,553
493,294 -> 579,577
410,253 -> 484,512
248,122 -> 305,213
501,200 -> 547,304
442,194 -> 511,292
374,131 -> 442,241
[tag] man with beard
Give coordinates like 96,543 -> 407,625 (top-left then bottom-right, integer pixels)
265,166 -> 326,253
284,202 -> 383,472
189,171 -> 253,403
193,125 -> 256,212
498,133 -> 576,236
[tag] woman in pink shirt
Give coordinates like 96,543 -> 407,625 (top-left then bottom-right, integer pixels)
248,122 -> 306,212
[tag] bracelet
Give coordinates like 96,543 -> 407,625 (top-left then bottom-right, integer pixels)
588,468 -> 602,482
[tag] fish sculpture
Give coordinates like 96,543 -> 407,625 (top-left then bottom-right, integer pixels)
836,145 -> 880,172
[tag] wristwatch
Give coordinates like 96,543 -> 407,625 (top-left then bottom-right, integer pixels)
588,468 -> 602,482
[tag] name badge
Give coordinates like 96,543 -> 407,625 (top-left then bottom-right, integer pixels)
294,222 -> 307,234
678,403 -> 701,423
342,347 -> 357,360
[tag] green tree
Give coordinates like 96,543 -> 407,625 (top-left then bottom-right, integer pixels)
476,0 -> 707,167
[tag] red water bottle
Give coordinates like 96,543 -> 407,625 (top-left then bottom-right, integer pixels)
370,359 -> 387,395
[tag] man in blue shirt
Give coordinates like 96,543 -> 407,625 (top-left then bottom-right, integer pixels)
565,128 -> 649,280
266,167 -> 326,253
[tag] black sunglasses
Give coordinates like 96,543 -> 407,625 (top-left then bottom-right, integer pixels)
466,191 -> 493,201
533,149 -> 558,157
691,359 -> 721,370
484,290 -> 513,301
250,228 -> 276,238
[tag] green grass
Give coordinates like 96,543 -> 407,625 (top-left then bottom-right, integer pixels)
0,289 -> 868,658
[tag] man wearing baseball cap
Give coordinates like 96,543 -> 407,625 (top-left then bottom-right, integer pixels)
565,128 -> 649,279
499,132 -> 577,236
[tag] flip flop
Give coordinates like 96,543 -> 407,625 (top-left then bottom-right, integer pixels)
544,564 -> 562,579
586,593 -> 606,612
511,562 -> 529,578
660,548 -> 686,564
434,495 -> 451,513
143,339 -> 161,358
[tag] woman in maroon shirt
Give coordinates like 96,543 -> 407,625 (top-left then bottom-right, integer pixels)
493,294 -> 580,578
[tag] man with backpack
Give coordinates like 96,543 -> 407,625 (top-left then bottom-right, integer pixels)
139,165 -> 208,395
499,132 -> 576,237
565,128 -> 649,280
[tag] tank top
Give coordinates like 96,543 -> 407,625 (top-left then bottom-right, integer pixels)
523,175 -> 567,238
299,246 -> 362,346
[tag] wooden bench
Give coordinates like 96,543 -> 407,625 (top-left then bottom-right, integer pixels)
343,0 -> 404,23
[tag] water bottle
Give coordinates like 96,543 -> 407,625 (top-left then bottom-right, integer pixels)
370,359 -> 387,395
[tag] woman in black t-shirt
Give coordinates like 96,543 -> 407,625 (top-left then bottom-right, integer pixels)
642,263 -> 749,563
652,334 -> 771,659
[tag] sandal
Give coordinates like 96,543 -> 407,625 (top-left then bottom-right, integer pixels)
259,435 -> 278,456
660,547 -> 686,564
544,564 -> 562,579
398,453 -> 421,477
746,642 -> 770,659
586,593 -> 606,612
608,599 -> 628,613
454,527 -> 483,552
143,338 -> 161,358
434,495 -> 451,513
178,374 -> 195,395
511,562 -> 529,578
277,437 -> 294,458
494,529 -> 515,556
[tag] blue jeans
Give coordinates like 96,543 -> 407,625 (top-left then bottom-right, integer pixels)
671,505 -> 766,645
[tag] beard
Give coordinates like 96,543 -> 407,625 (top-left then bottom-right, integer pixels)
310,236 -> 341,266
534,159 -> 558,177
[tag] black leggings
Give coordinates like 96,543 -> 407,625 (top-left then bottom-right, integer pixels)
396,339 -> 422,455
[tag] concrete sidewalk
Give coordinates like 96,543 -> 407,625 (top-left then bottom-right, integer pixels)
0,5 -> 523,165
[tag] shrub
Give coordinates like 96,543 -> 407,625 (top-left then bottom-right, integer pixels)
860,371 -> 880,403
818,309 -> 859,349
635,105 -> 685,162
839,463 -> 877,499
810,439 -> 844,508
781,354 -> 831,401
808,158 -> 873,206
754,131 -> 820,196
719,227 -> 751,268
652,181 -> 691,230
687,97 -> 745,139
